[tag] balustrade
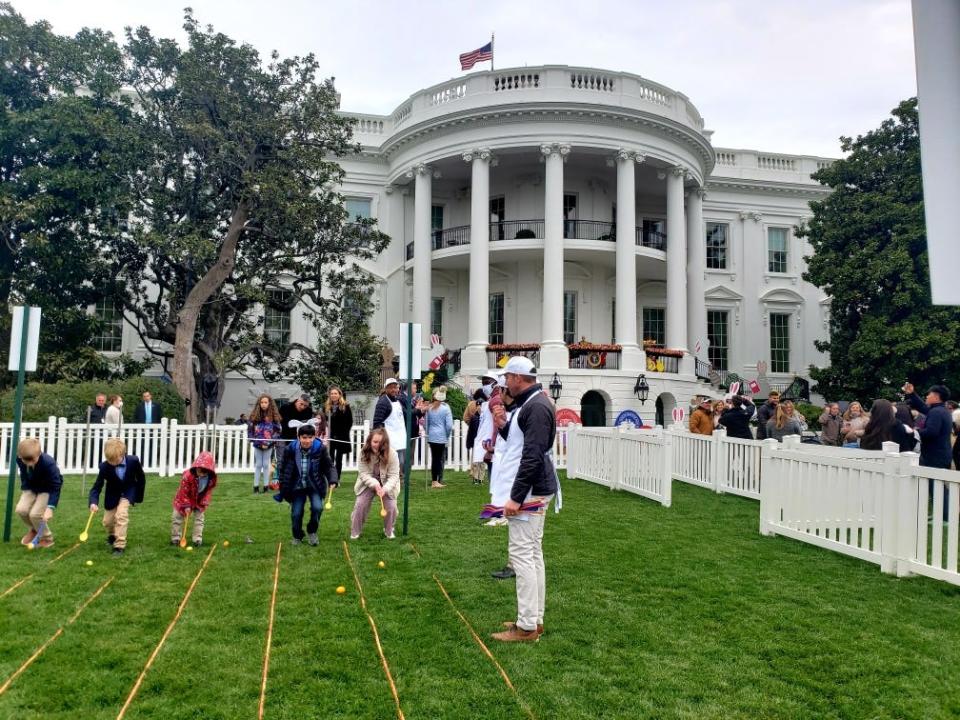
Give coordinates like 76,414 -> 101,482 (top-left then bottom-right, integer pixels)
494,73 -> 539,91
636,227 -> 666,251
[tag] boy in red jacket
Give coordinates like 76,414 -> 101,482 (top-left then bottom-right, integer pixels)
171,451 -> 218,547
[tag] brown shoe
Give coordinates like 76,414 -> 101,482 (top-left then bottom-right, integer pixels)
21,529 -> 37,546
491,625 -> 540,643
37,536 -> 54,549
502,621 -> 544,635
431,481 -> 446,489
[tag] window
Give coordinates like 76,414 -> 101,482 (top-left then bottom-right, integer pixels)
344,197 -> 371,221
431,297 -> 443,339
706,222 -> 728,270
264,290 -> 292,346
431,205 -> 444,249
563,193 -> 578,238
92,298 -> 123,352
563,291 -> 577,345
490,196 -> 505,241
488,293 -> 504,344
768,227 -> 788,273
642,308 -> 665,346
707,310 -> 729,371
770,313 -> 790,373
642,218 -> 666,249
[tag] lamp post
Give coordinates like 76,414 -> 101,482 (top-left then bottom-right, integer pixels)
633,373 -> 649,405
549,372 -> 563,402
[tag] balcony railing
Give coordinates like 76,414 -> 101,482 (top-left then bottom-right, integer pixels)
486,345 -> 540,369
646,349 -> 680,374
695,357 -> 713,382
407,221 -> 668,255
568,347 -> 621,370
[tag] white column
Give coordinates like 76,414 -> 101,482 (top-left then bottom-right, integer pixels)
461,149 -> 491,372
686,186 -> 707,363
540,143 -> 569,370
615,149 -> 645,371
664,167 -> 689,357
410,164 -> 433,353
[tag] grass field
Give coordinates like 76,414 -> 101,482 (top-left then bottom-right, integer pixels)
2,470 -> 960,720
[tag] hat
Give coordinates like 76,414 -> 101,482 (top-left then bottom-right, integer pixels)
298,393 -> 311,404
929,384 -> 951,402
297,423 -> 316,437
698,397 -> 712,406
480,372 -> 498,383
433,386 -> 447,402
502,356 -> 537,376
383,377 -> 399,388
496,374 -> 507,388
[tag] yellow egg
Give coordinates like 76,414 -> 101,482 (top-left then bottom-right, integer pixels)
26,544 -> 35,551
222,540 -> 230,548
378,561 -> 386,569
85,560 -> 94,566
185,546 -> 194,552
335,585 -> 346,594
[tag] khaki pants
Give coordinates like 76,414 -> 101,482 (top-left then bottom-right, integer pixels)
171,509 -> 205,543
507,497 -> 552,632
103,498 -> 131,550
15,491 -> 52,540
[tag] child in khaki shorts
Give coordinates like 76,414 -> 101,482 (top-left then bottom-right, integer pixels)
14,438 -> 64,548
88,438 -> 146,557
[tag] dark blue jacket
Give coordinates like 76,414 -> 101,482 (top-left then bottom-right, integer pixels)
907,393 -> 953,469
278,439 -> 338,501
17,453 -> 64,508
89,455 -> 146,510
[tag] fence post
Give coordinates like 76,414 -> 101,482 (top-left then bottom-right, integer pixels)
879,443 -> 902,575
711,427 -> 726,494
167,419 -> 178,477
894,452 -> 921,578
611,425 -> 624,492
56,417 -> 69,469
783,435 -> 801,450
566,424 -> 578,479
759,439 -> 780,536
158,418 -> 170,477
660,426 -> 672,507
46,416 -> 57,456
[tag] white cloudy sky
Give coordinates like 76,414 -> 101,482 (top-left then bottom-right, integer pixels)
18,0 -> 917,157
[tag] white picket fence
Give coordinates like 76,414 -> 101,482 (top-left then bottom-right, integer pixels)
567,424 -> 960,587
0,417 -> 568,478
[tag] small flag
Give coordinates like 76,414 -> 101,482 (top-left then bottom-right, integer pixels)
460,41 -> 493,71
748,380 -> 761,394
694,338 -> 702,354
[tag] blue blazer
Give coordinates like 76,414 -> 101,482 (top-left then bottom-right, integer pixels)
89,455 -> 146,510
17,453 -> 64,508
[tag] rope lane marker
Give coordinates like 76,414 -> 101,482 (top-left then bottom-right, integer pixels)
0,574 -> 34,600
431,574 -> 537,720
258,542 -> 282,720
49,542 -> 81,565
0,576 -> 115,696
115,544 -> 217,720
342,540 -> 405,720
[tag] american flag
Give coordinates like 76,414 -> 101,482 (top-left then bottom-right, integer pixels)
460,41 -> 493,71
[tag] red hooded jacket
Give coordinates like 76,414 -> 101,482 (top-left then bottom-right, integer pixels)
173,451 -> 218,513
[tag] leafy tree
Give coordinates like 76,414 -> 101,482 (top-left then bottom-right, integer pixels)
109,11 -> 389,420
800,98 -> 960,401
0,4 -> 148,386
283,284 -> 385,399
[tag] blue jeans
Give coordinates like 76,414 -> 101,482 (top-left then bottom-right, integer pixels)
290,490 -> 323,540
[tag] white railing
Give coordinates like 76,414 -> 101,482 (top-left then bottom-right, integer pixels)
0,418 -> 568,478
566,425 -> 671,506
897,465 -> 960,585
668,426 -> 765,500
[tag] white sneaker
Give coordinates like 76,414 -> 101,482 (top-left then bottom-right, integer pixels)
385,531 -> 395,539
307,533 -> 318,546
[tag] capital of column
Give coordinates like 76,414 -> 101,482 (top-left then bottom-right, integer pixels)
738,210 -> 762,222
614,148 -> 647,164
687,187 -> 707,200
669,165 -> 687,178
540,143 -> 571,161
462,147 -> 495,164
406,163 -> 441,180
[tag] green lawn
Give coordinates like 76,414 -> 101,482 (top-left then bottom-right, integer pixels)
1,471 -> 959,720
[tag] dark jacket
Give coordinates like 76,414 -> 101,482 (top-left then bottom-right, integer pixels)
328,405 -> 354,454
133,401 -> 163,424
499,384 -> 558,505
89,454 -> 146,510
465,401 -> 483,451
907,393 -> 953,468
756,401 -> 778,440
818,411 -> 843,446
278,439 -> 338,501
719,403 -> 754,440
279,402 -> 314,440
860,423 -> 917,453
17,453 -> 64,508
90,404 -> 108,424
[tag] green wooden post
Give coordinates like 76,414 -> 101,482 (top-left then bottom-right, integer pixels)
3,309 -> 31,542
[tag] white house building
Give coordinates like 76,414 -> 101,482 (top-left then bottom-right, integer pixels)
99,65 -> 834,424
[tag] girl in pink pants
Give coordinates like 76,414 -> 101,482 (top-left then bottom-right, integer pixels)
351,428 -> 401,539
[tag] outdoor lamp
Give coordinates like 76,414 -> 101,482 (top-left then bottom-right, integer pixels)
634,373 -> 649,405
549,372 -> 563,401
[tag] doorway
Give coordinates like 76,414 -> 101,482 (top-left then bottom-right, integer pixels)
580,391 -> 606,427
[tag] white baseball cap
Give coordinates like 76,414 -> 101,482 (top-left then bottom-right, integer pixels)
496,374 -> 507,388
382,377 -> 399,388
480,372 -> 498,383
502,356 -> 537,376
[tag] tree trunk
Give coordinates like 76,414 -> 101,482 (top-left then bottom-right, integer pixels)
171,203 -> 248,422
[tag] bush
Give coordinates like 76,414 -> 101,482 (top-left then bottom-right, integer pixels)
0,377 -> 186,423
420,385 -> 467,422
794,402 -> 824,431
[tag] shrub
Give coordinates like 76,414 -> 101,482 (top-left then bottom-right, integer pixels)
794,402 -> 824,431
420,385 -> 467,422
0,378 -> 186,423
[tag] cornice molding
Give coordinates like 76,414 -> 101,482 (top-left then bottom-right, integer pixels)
707,177 -> 830,199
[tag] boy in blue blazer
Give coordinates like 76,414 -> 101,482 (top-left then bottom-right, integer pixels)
89,437 -> 146,557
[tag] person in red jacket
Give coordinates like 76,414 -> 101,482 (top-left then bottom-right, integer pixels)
171,451 -> 218,548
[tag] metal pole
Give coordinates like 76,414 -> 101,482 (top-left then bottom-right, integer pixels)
491,32 -> 495,71
3,309 -> 31,542
81,406 -> 91,496
401,323 -> 414,536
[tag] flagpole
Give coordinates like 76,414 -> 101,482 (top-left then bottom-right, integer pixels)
491,32 -> 495,71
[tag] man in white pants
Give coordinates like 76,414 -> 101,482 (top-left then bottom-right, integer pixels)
490,356 -> 558,643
